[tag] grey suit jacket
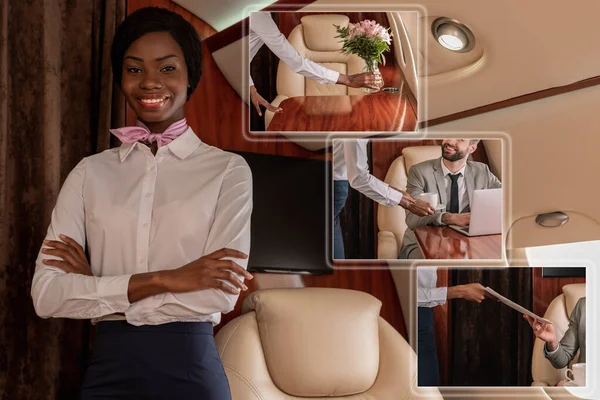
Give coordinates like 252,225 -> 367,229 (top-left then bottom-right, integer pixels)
399,157 -> 502,259
545,297 -> 586,368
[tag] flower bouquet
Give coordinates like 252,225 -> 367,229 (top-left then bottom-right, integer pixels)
335,20 -> 392,93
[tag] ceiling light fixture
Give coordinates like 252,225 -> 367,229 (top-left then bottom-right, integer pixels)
431,17 -> 475,53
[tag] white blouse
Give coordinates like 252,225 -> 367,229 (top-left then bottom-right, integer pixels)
31,128 -> 253,326
417,267 -> 447,308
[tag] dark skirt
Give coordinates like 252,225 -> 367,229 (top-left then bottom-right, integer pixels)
80,321 -> 231,400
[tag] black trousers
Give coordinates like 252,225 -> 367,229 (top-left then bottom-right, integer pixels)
80,321 -> 231,400
418,307 -> 441,386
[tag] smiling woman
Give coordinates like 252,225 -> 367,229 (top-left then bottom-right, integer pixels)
30,7 -> 252,400
120,31 -> 189,132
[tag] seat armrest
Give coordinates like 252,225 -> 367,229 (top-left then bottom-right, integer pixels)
378,231 -> 399,259
264,95 -> 289,130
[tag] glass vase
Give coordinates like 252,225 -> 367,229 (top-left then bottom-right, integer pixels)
362,59 -> 383,93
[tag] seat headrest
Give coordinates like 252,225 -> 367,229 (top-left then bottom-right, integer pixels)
300,14 -> 349,51
562,283 -> 585,315
402,145 -> 442,171
241,288 -> 381,397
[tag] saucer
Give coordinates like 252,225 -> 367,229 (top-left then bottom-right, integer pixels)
435,204 -> 446,211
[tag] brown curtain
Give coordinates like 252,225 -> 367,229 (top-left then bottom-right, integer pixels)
450,267 -> 534,386
0,1 -> 125,399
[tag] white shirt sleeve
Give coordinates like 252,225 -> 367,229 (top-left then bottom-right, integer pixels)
249,12 -> 340,85
344,140 -> 403,206
124,155 -> 253,325
30,159 -> 133,319
417,267 -> 447,308
418,287 -> 448,308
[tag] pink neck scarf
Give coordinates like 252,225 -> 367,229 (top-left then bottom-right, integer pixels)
110,118 -> 189,148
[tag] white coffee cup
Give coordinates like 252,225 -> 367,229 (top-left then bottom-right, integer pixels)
564,363 -> 586,386
418,192 -> 438,209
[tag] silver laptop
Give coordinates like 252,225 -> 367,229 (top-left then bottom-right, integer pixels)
449,188 -> 502,236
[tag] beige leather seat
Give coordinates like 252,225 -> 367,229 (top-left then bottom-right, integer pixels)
377,145 -> 442,260
531,283 -> 586,386
264,14 -> 366,129
215,288 -> 443,400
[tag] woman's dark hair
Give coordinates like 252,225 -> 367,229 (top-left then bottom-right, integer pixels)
111,7 -> 202,99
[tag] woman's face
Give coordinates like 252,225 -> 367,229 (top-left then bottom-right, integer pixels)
121,31 -> 189,132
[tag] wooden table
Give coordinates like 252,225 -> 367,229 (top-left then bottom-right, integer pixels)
266,92 -> 417,132
415,226 -> 503,260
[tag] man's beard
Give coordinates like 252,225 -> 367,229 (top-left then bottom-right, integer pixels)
441,144 -> 467,162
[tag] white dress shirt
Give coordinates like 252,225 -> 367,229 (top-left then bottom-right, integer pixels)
441,159 -> 468,213
333,140 -> 403,207
249,12 -> 339,87
31,128 -> 252,327
418,267 -> 447,308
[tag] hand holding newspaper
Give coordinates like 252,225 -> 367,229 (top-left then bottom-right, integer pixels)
485,287 -> 553,324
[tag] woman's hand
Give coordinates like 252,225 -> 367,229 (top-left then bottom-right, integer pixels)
250,86 -> 282,117
394,189 -> 435,216
163,248 -> 253,295
337,72 -> 382,90
524,315 -> 558,348
42,234 -> 93,276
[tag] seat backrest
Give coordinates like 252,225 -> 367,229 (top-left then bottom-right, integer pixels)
531,283 -> 585,386
277,15 -> 366,98
377,145 -> 442,252
215,288 -> 443,400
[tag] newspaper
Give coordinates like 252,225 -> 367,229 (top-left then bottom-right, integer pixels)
485,287 -> 553,324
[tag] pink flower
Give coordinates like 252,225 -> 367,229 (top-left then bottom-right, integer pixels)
346,20 -> 391,44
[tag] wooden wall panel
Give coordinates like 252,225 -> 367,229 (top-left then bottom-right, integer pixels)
127,0 -> 408,339
532,268 -> 586,317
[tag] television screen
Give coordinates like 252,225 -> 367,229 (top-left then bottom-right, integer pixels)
541,267 -> 586,278
232,151 -> 332,274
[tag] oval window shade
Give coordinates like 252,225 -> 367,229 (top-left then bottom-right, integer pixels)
506,210 -> 600,265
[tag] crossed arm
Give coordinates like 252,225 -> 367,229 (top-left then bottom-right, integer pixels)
31,157 -> 253,322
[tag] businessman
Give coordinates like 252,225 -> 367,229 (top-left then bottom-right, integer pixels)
525,297 -> 586,371
417,267 -> 487,386
249,12 -> 380,116
399,139 -> 502,259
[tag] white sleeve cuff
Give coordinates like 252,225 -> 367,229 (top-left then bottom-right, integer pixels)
388,187 -> 403,205
97,274 -> 132,314
437,212 -> 447,225
417,287 -> 447,307
432,287 -> 447,303
326,70 -> 340,85
545,343 -> 560,355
